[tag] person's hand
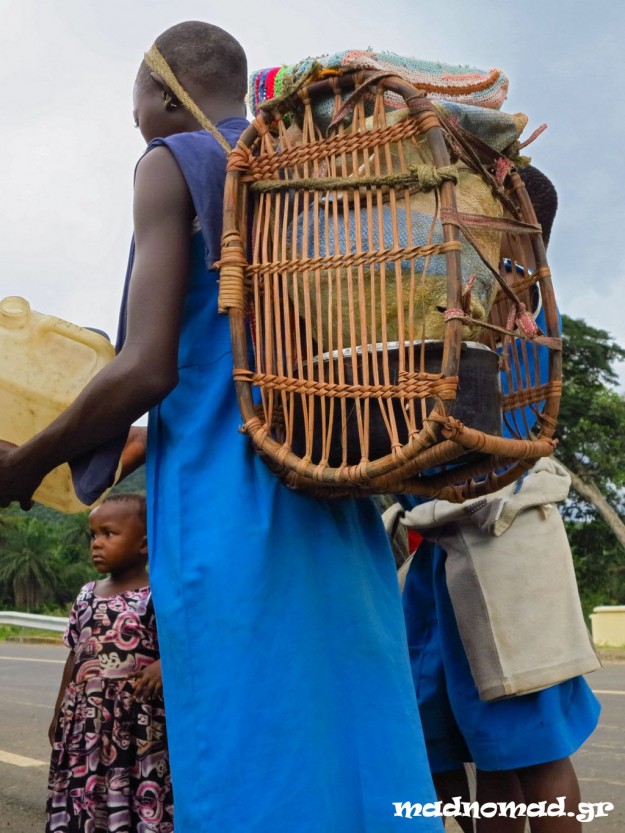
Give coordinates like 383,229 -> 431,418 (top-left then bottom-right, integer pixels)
119,426 -> 148,481
128,659 -> 163,701
0,441 -> 40,510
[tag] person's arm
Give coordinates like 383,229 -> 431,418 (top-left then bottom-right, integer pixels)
118,426 -> 148,481
0,147 -> 195,508
48,650 -> 75,746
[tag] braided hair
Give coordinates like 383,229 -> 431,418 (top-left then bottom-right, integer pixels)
100,492 -> 147,528
518,164 -> 558,248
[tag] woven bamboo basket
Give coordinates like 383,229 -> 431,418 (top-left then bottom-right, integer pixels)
218,71 -> 561,500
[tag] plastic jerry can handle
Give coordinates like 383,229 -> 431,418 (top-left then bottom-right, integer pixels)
32,315 -> 113,355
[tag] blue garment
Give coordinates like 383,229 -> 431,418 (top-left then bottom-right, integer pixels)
141,124 -> 442,832
403,541 -> 601,772
398,272 -> 599,771
500,261 -> 561,440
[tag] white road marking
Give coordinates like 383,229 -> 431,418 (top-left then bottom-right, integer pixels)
592,689 -> 625,696
0,655 -> 64,664
4,699 -> 51,710
0,749 -> 46,768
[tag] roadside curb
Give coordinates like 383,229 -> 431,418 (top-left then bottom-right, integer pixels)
598,647 -> 625,663
3,635 -> 63,645
3,639 -> 625,661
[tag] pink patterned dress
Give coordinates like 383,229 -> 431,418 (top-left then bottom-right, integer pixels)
46,582 -> 173,832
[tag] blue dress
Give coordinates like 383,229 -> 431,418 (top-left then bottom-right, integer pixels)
403,541 -> 600,772
140,123 -> 442,832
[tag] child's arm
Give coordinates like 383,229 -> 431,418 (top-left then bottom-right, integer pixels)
48,650 -> 75,746
0,147 -> 195,509
128,659 -> 163,701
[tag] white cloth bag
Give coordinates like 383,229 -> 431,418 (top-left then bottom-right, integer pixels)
401,458 -> 601,701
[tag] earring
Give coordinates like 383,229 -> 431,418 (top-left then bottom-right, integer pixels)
162,88 -> 179,112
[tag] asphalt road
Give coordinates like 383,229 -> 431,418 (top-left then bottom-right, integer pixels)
0,643 -> 62,832
1,643 -> 624,831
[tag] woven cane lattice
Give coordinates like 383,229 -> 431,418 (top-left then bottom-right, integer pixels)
218,72 -> 560,500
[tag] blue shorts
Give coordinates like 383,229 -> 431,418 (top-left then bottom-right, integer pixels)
403,541 -> 601,773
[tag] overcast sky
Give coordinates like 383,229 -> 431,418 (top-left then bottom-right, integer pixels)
1,0 -> 624,386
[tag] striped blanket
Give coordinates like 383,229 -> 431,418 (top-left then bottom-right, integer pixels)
249,49 -> 527,153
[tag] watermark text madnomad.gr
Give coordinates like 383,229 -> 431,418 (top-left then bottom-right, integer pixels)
393,796 -> 615,824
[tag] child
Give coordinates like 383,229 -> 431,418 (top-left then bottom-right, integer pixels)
0,22 -> 442,831
400,167 -> 601,832
47,493 -> 173,833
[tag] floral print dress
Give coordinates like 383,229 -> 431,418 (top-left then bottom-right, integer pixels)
46,582 -> 173,832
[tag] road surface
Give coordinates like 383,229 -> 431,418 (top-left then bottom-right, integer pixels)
1,642 -> 624,831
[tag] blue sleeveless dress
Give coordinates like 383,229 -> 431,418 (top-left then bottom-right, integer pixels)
139,123 -> 442,832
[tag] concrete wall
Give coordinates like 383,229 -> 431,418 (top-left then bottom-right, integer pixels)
590,606 -> 625,648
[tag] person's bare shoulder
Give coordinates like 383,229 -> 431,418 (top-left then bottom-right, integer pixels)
133,146 -> 194,231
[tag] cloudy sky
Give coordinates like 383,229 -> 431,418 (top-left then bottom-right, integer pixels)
1,0 -> 624,386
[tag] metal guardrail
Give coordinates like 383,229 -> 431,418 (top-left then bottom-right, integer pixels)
0,611 -> 67,633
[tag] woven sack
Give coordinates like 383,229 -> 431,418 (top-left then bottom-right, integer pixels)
289,107 -> 504,349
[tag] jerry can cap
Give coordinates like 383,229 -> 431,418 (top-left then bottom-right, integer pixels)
0,296 -> 31,328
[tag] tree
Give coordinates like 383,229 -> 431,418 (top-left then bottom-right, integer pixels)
0,466 -> 146,612
556,315 -> 625,608
45,511 -> 95,607
565,519 -> 625,615
557,316 -> 625,527
0,516 -> 58,610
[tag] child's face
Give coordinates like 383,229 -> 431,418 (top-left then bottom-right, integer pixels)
89,502 -> 147,575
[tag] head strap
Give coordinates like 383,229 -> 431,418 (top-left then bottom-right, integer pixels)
143,44 -> 232,153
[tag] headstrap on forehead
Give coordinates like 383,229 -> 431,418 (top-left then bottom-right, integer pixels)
144,44 -> 231,154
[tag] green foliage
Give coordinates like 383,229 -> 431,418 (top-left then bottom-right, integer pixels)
566,518 -> 625,618
558,315 -> 625,506
561,315 -> 625,390
0,514 -> 59,610
0,625 -> 63,641
0,466 -> 146,614
557,316 -> 625,610
108,467 -> 146,495
560,388 -> 625,507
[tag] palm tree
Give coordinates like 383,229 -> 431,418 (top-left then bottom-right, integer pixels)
0,516 -> 58,610
47,512 -> 95,605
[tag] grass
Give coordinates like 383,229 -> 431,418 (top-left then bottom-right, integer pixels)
0,624 -> 63,642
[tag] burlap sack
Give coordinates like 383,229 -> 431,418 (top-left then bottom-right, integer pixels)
290,109 -> 503,351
